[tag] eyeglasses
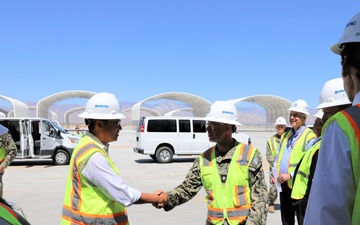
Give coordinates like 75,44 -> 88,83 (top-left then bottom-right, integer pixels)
276,125 -> 285,129
101,120 -> 122,127
205,123 -> 227,129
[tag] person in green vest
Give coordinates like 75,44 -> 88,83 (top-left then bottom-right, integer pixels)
276,99 -> 316,225
291,78 -> 351,225
0,197 -> 30,225
61,92 -> 168,225
266,116 -> 287,213
72,126 -> 84,137
304,11 -> 360,225
156,101 -> 268,225
0,124 -> 17,198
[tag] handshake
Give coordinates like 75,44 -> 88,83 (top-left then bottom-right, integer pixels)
152,190 -> 168,208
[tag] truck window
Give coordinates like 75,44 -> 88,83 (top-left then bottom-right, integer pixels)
179,120 -> 190,133
42,121 -> 57,137
147,120 -> 176,132
193,120 -> 206,133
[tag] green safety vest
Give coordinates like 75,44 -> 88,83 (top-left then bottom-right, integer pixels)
277,127 -> 316,188
61,135 -> 128,225
199,143 -> 255,225
267,135 -> 280,170
291,139 -> 321,200
324,104 -> 360,225
0,146 -> 6,163
0,202 -> 22,225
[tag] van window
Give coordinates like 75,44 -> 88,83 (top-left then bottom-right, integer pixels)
193,120 -> 206,133
179,120 -> 190,133
148,120 -> 176,132
42,120 -> 57,137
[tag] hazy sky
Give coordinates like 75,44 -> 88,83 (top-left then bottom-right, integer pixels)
1,1 -> 359,110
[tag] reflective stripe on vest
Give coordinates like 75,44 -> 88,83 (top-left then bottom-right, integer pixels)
268,136 -> 278,157
324,104 -> 360,225
61,135 -> 128,225
291,139 -> 321,200
277,128 -> 316,188
0,203 -> 21,225
200,143 -> 254,225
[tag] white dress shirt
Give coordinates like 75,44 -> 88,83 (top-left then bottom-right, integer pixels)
81,132 -> 141,207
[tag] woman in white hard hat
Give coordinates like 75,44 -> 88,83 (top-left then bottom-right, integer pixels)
304,12 -> 360,224
61,92 -> 168,225
158,101 -> 268,225
276,99 -> 316,225
266,117 -> 287,213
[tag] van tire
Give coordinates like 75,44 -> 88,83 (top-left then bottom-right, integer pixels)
54,149 -> 70,165
155,147 -> 173,163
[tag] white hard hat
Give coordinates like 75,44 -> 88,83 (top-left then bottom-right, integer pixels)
274,117 -> 287,126
204,101 -> 242,126
78,92 -> 126,120
314,110 -> 324,119
331,12 -> 360,55
316,78 -> 351,109
288,99 -> 310,115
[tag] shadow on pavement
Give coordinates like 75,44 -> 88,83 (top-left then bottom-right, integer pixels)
135,157 -> 196,164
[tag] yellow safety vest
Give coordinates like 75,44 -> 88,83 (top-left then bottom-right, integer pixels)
61,135 -> 128,225
267,135 -> 280,170
276,127 -> 316,188
291,139 -> 321,200
0,146 -> 6,163
324,104 -> 360,225
0,202 -> 22,225
199,143 -> 255,225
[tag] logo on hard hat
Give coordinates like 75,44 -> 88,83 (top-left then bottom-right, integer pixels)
222,110 -> 234,115
335,89 -> 345,94
95,104 -> 109,108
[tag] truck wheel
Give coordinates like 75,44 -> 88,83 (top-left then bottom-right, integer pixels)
155,146 -> 173,163
54,149 -> 70,165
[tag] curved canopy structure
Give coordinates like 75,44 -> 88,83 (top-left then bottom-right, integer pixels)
227,94 -> 292,130
131,92 -> 212,120
64,106 -> 85,125
123,107 -> 161,117
36,91 -> 96,119
163,108 -> 194,116
0,95 -> 30,117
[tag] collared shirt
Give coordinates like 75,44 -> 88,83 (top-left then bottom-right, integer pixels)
279,125 -> 307,177
82,132 -> 141,207
304,92 -> 360,225
164,141 -> 268,225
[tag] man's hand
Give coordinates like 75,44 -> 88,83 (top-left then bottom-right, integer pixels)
277,173 -> 291,184
152,190 -> 168,209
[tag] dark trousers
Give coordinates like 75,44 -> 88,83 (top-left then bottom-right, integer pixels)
280,182 -> 295,225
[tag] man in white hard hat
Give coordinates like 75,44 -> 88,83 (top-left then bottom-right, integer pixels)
61,92 -> 168,225
266,116 -> 287,213
303,13 -> 360,223
290,110 -> 323,225
276,99 -> 316,225
157,101 -> 268,225
294,78 -> 352,225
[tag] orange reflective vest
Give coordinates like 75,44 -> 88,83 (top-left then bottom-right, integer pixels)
199,143 -> 255,225
61,135 -> 128,225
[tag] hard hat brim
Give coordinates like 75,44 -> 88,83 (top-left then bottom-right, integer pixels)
204,116 -> 242,126
78,112 -> 126,120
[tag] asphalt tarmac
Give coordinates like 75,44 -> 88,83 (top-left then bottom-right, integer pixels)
3,128 -> 282,225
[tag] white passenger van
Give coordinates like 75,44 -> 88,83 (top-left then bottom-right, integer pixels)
0,117 -> 80,165
133,116 -> 251,163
